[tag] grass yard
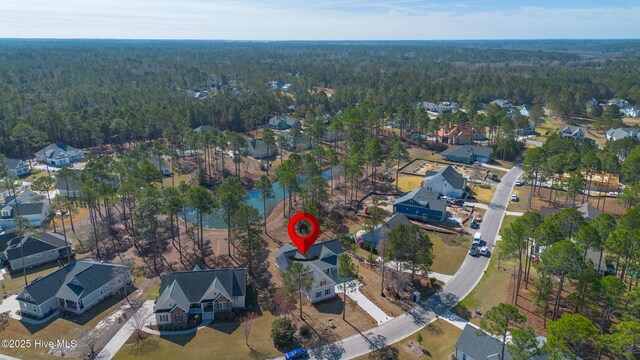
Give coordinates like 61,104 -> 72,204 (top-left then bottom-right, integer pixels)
452,244 -> 513,326
499,215 -> 518,235
114,312 -> 282,360
162,173 -> 194,188
430,233 -> 471,276
469,184 -> 496,204
507,186 -> 530,212
354,319 -> 461,360
145,284 -> 160,301
0,263 -> 60,295
396,174 -> 424,192
0,291 -> 130,360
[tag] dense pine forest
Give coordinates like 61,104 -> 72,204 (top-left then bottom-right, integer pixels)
1,39 -> 639,157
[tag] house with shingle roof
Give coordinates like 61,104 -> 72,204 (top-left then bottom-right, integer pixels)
0,190 -> 49,228
441,145 -> 493,164
268,115 -> 301,130
1,232 -> 72,271
606,127 -> 639,141
393,187 -> 447,223
55,169 -> 84,198
275,239 -> 343,304
193,125 -> 215,133
455,324 -> 549,360
245,138 -> 277,159
356,213 -> 413,247
17,259 -> 131,319
1,158 -> 30,177
154,267 -> 247,325
559,126 -> 586,141
35,143 -> 84,167
423,165 -> 467,199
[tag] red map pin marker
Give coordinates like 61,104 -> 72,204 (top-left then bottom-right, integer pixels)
288,212 -> 320,256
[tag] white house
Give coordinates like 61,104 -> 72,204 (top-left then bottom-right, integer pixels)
455,324 -> 549,360
623,107 -> 640,118
0,190 -> 49,228
275,239 -> 343,304
606,127 -> 639,142
35,143 -> 84,167
423,165 -> 467,199
153,267 -> 246,326
2,158 -> 30,177
17,260 -> 131,319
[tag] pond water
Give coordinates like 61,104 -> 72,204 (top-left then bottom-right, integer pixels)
182,168 -> 334,229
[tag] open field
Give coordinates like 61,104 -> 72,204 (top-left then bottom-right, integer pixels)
469,184 -> 496,204
397,174 -> 423,192
499,215 -> 518,234
430,233 -> 471,276
354,319 -> 461,360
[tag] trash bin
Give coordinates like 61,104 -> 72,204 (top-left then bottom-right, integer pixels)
412,291 -> 421,303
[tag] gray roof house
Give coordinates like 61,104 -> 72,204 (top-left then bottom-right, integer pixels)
55,169 -> 84,198
423,165 -> 467,199
393,187 -> 447,223
268,115 -> 301,130
147,156 -> 171,176
2,158 -> 30,177
275,239 -> 343,304
154,268 -> 247,325
489,99 -> 514,109
0,190 -> 49,228
539,202 -> 601,221
606,127 -> 639,141
17,259 -> 131,319
35,143 -> 84,167
356,213 -> 413,246
456,324 -> 549,360
2,232 -> 72,271
193,125 -> 215,133
441,145 -> 493,164
245,138 -> 277,159
559,126 -> 586,141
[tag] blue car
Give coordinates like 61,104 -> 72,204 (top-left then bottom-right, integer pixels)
285,348 -> 308,360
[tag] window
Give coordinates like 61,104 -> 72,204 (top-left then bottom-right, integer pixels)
325,289 -> 330,296
160,314 -> 169,322
176,315 -> 182,323
219,302 -> 227,310
320,280 -> 326,286
25,294 -> 31,301
316,292 -> 321,298
32,306 -> 37,312
462,355 -> 466,360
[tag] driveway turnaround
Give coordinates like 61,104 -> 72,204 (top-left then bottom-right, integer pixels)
96,300 -> 154,360
303,166 -> 522,360
336,281 -> 393,325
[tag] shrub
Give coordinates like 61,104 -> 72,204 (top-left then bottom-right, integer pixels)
417,333 -> 423,344
271,318 -> 296,348
300,324 -> 310,337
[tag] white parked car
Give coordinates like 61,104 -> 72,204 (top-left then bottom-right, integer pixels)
515,178 -> 522,186
511,194 -> 519,202
479,246 -> 489,256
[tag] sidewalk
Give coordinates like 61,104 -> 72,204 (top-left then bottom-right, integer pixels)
96,300 -> 154,360
336,281 -> 393,325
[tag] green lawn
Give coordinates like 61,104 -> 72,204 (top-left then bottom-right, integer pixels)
499,215 -> 518,235
114,312 -> 282,360
431,234 -> 471,276
397,174 -> 424,192
453,243 -> 513,325
506,186 -> 530,212
354,319 -> 461,360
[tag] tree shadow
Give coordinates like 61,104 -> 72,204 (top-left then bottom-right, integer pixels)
159,330 -> 197,346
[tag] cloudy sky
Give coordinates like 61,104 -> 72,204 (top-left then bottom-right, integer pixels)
1,0 -> 639,40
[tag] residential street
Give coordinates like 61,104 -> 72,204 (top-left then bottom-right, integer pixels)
304,165 -> 523,359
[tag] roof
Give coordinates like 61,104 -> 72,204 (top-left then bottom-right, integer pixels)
606,127 -> 638,140
17,260 -> 130,304
275,239 -> 343,286
5,232 -> 70,261
586,248 -> 607,273
193,125 -> 215,133
456,324 -> 549,360
35,143 -> 83,160
425,165 -> 466,190
268,115 -> 300,128
441,145 -> 493,159
394,187 -> 447,212
489,99 -> 513,108
2,158 -> 27,169
560,126 -> 585,136
147,156 -> 170,172
155,268 -> 247,312
55,169 -> 84,192
539,203 -> 601,221
1,202 -> 45,218
245,138 -> 276,158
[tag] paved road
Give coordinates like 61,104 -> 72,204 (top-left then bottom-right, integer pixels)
305,165 -> 523,360
96,300 -> 154,360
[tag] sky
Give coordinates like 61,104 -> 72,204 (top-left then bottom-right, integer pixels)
0,0 -> 639,40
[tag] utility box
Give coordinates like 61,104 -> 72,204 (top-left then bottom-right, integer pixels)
412,291 -> 421,303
